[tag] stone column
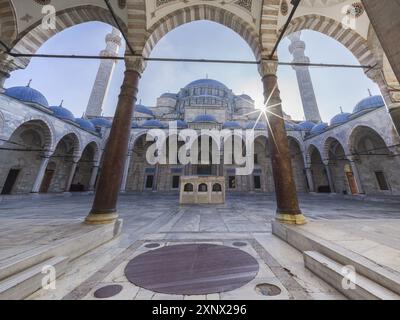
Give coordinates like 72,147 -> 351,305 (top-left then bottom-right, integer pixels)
64,160 -> 78,192
88,165 -> 100,191
348,156 -> 364,194
85,57 -> 145,224
323,160 -> 335,193
31,155 -> 50,193
305,166 -> 315,193
259,61 -> 306,225
120,152 -> 132,192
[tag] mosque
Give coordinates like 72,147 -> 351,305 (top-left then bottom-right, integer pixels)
1,29 -> 399,197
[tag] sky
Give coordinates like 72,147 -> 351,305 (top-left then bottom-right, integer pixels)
6,20 -> 380,123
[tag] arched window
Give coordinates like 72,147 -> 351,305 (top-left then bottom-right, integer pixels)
198,183 -> 208,192
184,183 -> 193,192
212,183 -> 222,192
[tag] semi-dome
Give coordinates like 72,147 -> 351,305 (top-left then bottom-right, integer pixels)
185,79 -> 228,90
223,121 -> 242,129
90,117 -> 112,128
238,94 -> 253,101
193,114 -> 218,123
5,85 -> 49,108
141,119 -> 165,128
310,123 -> 329,135
246,121 -> 267,130
298,121 -> 316,131
330,112 -> 351,126
49,104 -> 75,122
135,104 -> 154,116
75,118 -> 96,132
353,95 -> 385,113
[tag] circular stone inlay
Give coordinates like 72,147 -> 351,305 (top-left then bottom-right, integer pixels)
145,243 -> 160,249
255,283 -> 281,296
124,244 -> 259,295
93,284 -> 123,299
232,242 -> 247,247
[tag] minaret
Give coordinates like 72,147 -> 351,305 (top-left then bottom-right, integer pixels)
289,31 -> 322,123
85,28 -> 122,118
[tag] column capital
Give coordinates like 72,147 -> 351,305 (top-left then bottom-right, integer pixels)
258,60 -> 278,78
322,159 -> 330,166
125,56 -> 146,74
0,53 -> 25,75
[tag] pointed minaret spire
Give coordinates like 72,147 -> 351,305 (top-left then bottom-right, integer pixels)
60,100 -> 64,107
340,106 -> 343,113
368,88 -> 372,97
85,27 -> 122,118
288,31 -> 322,123
27,79 -> 32,87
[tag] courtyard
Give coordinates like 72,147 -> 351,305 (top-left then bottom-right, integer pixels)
1,192 -> 399,300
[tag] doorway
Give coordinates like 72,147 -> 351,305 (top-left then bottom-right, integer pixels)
40,169 -> 55,193
1,169 -> 21,195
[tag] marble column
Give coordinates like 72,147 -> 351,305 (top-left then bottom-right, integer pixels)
86,57 -> 145,225
348,157 -> 364,194
88,165 -> 99,191
260,61 -> 306,225
305,167 -> 315,193
323,161 -> 335,193
64,160 -> 78,192
120,152 -> 132,192
31,156 -> 50,193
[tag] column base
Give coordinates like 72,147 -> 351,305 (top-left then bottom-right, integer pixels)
275,213 -> 307,225
85,212 -> 119,225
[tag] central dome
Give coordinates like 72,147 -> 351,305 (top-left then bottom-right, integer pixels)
185,79 -> 228,90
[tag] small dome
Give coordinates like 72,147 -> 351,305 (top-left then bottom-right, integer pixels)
141,119 -> 165,128
131,122 -> 139,128
310,123 -> 329,135
246,121 -> 267,130
90,118 -> 112,128
298,121 -> 316,131
353,95 -> 385,113
5,85 -> 49,107
223,121 -> 242,129
185,79 -> 228,90
49,105 -> 75,122
193,114 -> 218,123
160,93 -> 178,99
330,112 -> 351,126
135,104 -> 154,116
176,120 -> 188,129
75,118 -> 96,132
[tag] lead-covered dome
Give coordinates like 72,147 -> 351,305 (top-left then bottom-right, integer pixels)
246,121 -> 267,130
135,104 -> 154,116
298,121 -> 316,131
49,104 -> 75,122
330,112 -> 351,126
310,123 -> 329,135
75,118 -> 96,132
5,84 -> 49,108
223,121 -> 242,129
90,117 -> 112,128
353,95 -> 385,114
185,79 -> 228,90
141,119 -> 165,128
193,114 -> 218,123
